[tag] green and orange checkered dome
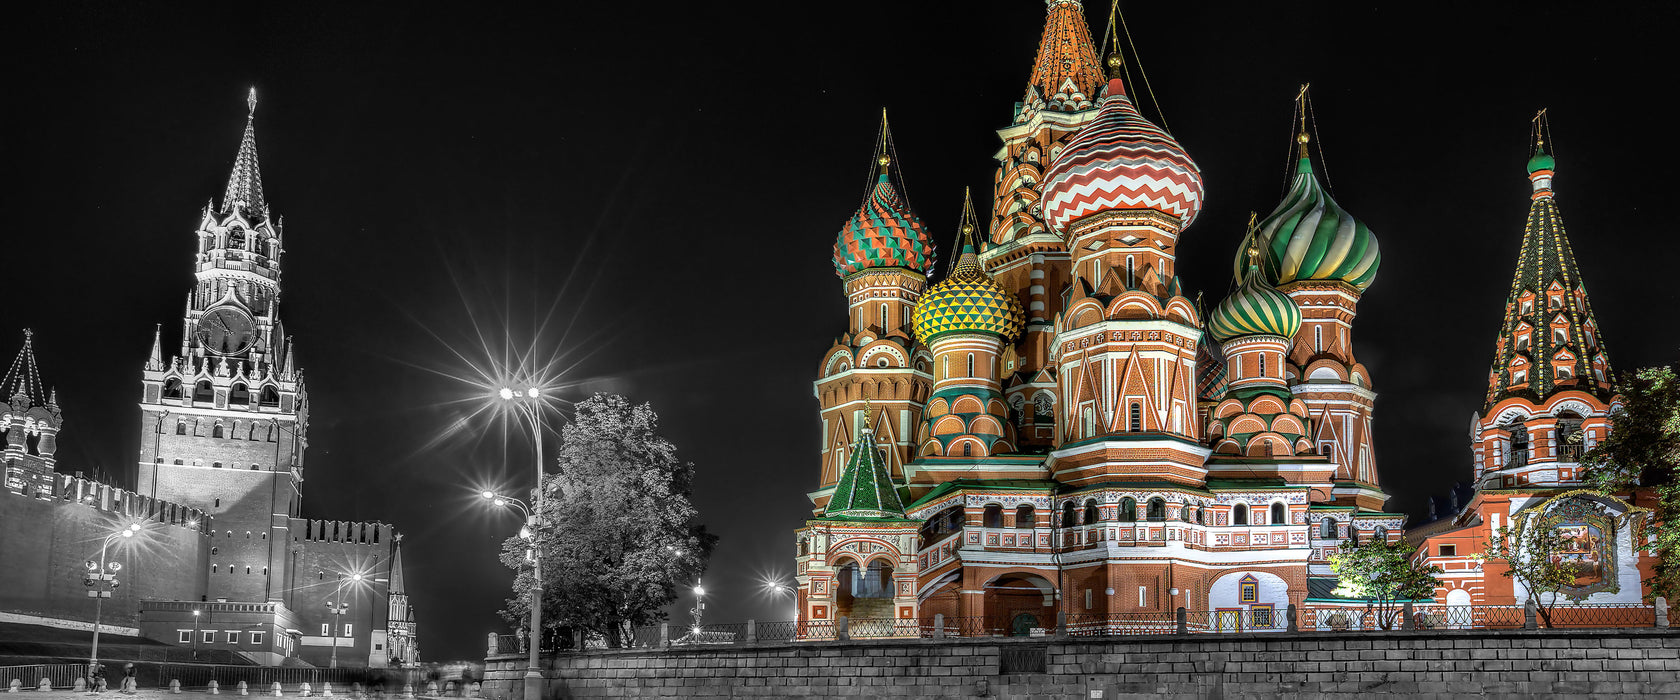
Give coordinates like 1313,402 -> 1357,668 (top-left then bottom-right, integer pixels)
833,174 -> 937,278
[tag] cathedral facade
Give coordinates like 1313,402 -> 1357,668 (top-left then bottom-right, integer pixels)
0,91 -> 417,667
793,0 -> 1653,635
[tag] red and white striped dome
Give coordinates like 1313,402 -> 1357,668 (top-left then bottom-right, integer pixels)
1040,78 -> 1205,233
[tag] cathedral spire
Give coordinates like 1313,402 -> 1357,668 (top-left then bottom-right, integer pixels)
1022,0 -> 1105,116
222,87 -> 268,221
1484,113 -> 1614,409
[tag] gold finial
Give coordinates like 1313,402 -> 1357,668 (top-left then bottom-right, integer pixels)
1105,52 -> 1124,79
1295,83 -> 1311,158
878,155 -> 891,168
247,87 -> 258,116
22,328 -> 33,347
1246,244 -> 1261,269
1297,132 -> 1310,144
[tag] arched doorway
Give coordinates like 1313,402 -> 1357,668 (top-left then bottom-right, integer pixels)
984,572 -> 1057,637
835,557 -> 896,625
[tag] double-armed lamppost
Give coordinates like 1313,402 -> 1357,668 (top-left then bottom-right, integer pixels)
327,573 -> 362,669
191,609 -> 202,660
89,523 -> 143,680
490,384 -> 549,700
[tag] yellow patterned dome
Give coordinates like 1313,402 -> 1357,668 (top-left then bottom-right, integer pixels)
912,239 -> 1025,344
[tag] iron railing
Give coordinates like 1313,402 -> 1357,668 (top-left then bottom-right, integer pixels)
484,602 -> 1664,654
0,663 -> 423,692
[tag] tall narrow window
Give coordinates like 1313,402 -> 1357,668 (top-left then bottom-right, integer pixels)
967,354 -> 975,378
1314,326 -> 1322,353
1270,502 -> 1285,525
1126,256 -> 1135,288
880,302 -> 888,329
1233,504 -> 1249,525
943,356 -> 949,379
1129,403 -> 1142,432
1259,355 -> 1267,377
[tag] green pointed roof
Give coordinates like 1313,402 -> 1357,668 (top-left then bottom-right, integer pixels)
824,429 -> 906,519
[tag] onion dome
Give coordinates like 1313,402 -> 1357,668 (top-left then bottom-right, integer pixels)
1040,77 -> 1205,234
912,198 -> 1025,344
833,163 -> 937,278
1240,154 -> 1380,292
1527,146 -> 1555,174
1208,264 -> 1302,343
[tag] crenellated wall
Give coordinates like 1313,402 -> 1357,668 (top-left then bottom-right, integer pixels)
0,474 -> 208,626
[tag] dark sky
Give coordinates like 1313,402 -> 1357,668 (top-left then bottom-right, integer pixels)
4,1 -> 1677,661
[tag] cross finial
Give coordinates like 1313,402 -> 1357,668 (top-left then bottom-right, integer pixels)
22,329 -> 32,348
247,87 -> 258,116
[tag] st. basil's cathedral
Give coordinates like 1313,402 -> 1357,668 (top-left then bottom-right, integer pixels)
793,0 -> 1658,634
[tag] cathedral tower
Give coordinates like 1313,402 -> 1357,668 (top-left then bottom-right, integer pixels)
1239,95 -> 1385,510
984,0 -> 1108,420
910,194 -> 1026,460
134,90 -> 308,605
1037,58 -> 1207,487
813,119 -> 936,509
1471,114 -> 1615,490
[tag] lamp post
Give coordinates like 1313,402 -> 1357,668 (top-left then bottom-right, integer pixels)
192,609 -> 201,660
89,524 -> 142,684
328,573 -> 362,669
497,385 -> 548,700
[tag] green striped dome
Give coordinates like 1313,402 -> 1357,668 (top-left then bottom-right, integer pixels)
1237,157 -> 1380,292
912,245 -> 1025,344
1208,265 -> 1302,342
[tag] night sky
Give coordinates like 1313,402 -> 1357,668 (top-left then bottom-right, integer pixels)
4,1 -> 1677,662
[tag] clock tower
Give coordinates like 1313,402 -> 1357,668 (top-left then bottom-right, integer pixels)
135,89 -> 309,605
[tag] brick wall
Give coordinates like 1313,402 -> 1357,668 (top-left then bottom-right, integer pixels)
483,628 -> 1680,698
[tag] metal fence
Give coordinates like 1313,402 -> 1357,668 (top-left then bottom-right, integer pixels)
0,663 -> 423,692
486,602 -> 1665,654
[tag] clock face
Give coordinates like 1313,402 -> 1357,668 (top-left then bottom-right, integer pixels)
197,307 -> 257,356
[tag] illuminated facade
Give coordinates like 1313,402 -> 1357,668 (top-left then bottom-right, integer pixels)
1410,119 -> 1656,609
795,0 -> 1407,634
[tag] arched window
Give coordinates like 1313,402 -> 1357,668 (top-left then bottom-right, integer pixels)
1314,326 -> 1322,353
1083,499 -> 1099,525
230,384 -> 250,405
212,462 -> 223,469
967,354 -> 975,378
943,356 -> 949,380
163,378 -> 184,400
172,459 -> 183,465
962,442 -> 972,457
1271,502 -> 1286,525
250,464 -> 260,470
1195,507 -> 1204,525
212,423 -> 224,439
176,423 -> 187,436
1015,504 -> 1035,529
982,504 -> 1003,528
880,302 -> 888,328
1233,504 -> 1249,525
1126,256 -> 1136,288
193,381 -> 214,403
1129,403 -> 1142,432
1061,502 -> 1076,528
1181,503 -> 1194,523
259,386 -> 280,407
1119,497 -> 1137,522
1321,517 -> 1338,539
1146,497 -> 1166,522
1374,525 -> 1389,541
1259,355 -> 1267,377
1508,423 -> 1530,467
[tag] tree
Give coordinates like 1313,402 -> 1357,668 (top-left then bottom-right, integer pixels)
499,393 -> 717,648
1579,365 -> 1680,600
1475,523 -> 1573,628
1327,537 -> 1442,629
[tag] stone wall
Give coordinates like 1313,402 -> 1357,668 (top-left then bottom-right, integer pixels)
484,628 -> 1680,698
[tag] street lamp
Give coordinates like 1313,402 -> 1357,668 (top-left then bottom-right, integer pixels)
192,610 -> 201,660
494,384 -> 549,700
328,572 -> 365,669
89,524 -> 143,683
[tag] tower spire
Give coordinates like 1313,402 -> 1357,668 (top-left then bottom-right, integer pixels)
3,329 -> 47,408
1023,0 -> 1105,116
147,324 -> 164,372
1484,114 -> 1612,408
222,87 -> 268,220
